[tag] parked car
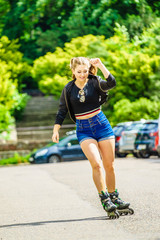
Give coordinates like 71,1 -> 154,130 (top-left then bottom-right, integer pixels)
118,120 -> 146,157
134,120 -> 160,158
29,132 -> 86,164
157,145 -> 160,156
113,122 -> 133,157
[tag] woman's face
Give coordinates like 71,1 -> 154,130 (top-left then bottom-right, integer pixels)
73,64 -> 89,82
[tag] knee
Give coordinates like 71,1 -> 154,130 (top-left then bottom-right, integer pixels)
104,162 -> 114,172
92,162 -> 102,172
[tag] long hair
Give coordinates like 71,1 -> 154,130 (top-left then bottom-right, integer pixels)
70,57 -> 97,80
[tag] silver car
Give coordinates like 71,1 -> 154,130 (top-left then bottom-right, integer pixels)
119,120 -> 146,157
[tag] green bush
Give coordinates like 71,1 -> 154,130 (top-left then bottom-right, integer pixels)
108,97 -> 160,125
0,152 -> 30,166
0,104 -> 14,132
32,34 -> 107,96
0,36 -> 32,90
0,37 -> 31,131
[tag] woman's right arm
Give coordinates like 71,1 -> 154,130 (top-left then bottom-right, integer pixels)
52,87 -> 68,143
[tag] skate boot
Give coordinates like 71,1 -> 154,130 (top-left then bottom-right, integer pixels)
109,189 -> 134,216
99,191 -> 119,219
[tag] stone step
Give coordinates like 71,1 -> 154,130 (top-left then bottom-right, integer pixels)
20,113 -> 55,122
26,97 -> 58,104
24,106 -> 58,111
16,120 -> 55,128
15,95 -> 74,140
22,111 -> 56,116
16,125 -> 75,141
17,129 -> 52,141
16,116 -> 72,128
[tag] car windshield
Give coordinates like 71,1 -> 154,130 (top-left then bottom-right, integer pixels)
140,122 -> 158,130
126,123 -> 144,131
113,126 -> 124,135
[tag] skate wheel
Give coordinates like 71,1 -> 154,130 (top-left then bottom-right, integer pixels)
115,211 -> 120,219
128,208 -> 134,215
108,210 -> 119,219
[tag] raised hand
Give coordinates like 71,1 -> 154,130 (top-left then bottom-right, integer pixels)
90,58 -> 103,68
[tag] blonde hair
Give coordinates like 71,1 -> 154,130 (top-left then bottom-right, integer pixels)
70,57 -> 97,79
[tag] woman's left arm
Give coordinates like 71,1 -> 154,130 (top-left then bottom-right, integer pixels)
90,58 -> 116,91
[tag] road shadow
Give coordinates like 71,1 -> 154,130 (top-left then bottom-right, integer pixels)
0,216 -> 108,229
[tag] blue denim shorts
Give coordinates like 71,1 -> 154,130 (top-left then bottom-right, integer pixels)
76,111 -> 115,144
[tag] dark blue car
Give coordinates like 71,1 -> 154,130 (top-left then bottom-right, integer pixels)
29,133 -> 86,164
134,120 -> 160,158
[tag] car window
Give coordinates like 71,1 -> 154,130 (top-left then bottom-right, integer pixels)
113,126 -> 124,135
126,123 -> 144,131
140,123 -> 158,130
68,139 -> 79,146
58,137 -> 73,147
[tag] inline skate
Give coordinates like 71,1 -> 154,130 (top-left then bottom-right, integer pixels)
99,191 -> 119,219
109,189 -> 134,216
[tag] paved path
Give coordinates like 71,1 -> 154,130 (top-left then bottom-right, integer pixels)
0,157 -> 160,240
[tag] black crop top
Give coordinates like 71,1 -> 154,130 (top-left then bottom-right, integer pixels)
54,73 -> 116,125
70,78 -> 100,117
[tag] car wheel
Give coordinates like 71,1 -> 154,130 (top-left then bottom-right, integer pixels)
133,152 -> 141,158
139,151 -> 150,158
117,153 -> 128,158
48,155 -> 61,163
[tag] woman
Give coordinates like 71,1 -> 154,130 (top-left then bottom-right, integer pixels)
52,57 -> 131,219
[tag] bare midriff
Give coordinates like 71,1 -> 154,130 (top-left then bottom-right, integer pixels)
76,109 -> 101,120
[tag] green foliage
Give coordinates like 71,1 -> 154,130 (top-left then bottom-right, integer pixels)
0,36 -> 32,90
0,1 -> 160,126
33,22 -> 160,124
0,60 -> 29,113
0,152 -> 30,166
110,98 -> 160,125
32,35 -> 104,96
32,23 -> 160,108
0,0 -> 159,59
0,37 -> 30,131
101,22 -> 160,108
0,104 -> 14,132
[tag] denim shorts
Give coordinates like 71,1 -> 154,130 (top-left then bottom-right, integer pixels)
76,111 -> 115,144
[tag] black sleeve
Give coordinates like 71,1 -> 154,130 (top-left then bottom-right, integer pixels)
54,88 -> 68,125
97,73 -> 116,91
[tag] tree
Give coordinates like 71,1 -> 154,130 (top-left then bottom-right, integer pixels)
0,36 -> 32,89
0,0 -> 159,59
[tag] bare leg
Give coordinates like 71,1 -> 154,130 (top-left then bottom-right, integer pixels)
80,139 -> 106,193
98,139 -> 116,193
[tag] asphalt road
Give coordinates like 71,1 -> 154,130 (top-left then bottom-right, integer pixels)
0,157 -> 160,240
